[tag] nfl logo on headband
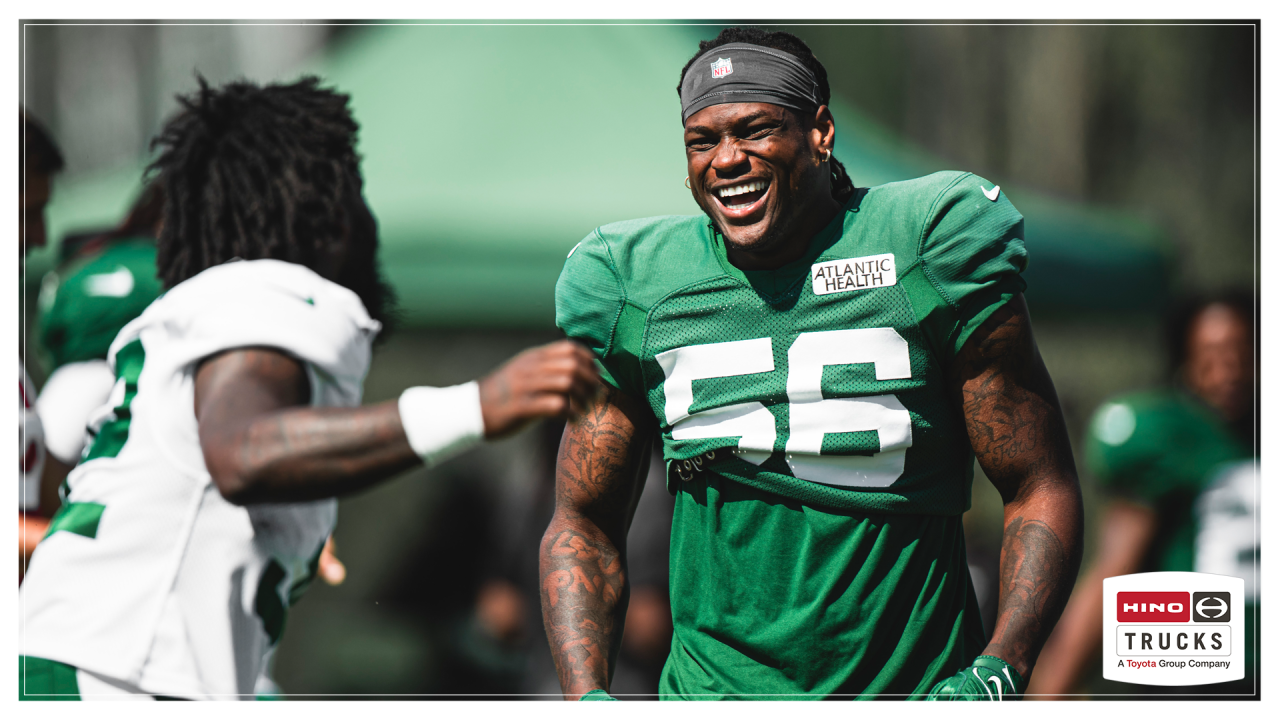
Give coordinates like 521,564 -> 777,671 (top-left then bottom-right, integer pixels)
711,57 -> 733,79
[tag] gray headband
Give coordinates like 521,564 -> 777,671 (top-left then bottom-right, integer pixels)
679,43 -> 821,124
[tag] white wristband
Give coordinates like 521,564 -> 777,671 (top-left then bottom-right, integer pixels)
397,381 -> 486,467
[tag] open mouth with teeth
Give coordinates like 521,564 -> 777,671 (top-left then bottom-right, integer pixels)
714,179 -> 769,214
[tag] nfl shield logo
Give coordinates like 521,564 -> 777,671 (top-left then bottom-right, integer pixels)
711,57 -> 733,78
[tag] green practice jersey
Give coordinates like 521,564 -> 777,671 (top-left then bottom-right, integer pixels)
1086,392 -> 1257,689
556,171 -> 1027,698
1085,389 -> 1248,574
37,238 -> 163,370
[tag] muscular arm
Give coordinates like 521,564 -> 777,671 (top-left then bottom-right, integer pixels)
951,294 -> 1084,682
195,348 -> 419,504
197,340 -> 599,505
540,385 -> 654,699
1026,500 -> 1156,697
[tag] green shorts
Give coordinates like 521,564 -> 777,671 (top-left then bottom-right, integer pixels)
18,656 -> 80,701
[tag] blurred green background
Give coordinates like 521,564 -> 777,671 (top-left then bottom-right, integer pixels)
18,20 -> 1256,697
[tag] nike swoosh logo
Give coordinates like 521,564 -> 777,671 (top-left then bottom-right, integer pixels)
981,185 -> 1001,202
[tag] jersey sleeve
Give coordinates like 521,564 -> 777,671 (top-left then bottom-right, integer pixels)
38,240 -> 164,371
141,261 -> 379,408
918,173 -> 1028,357
1084,398 -> 1163,506
555,231 -> 644,397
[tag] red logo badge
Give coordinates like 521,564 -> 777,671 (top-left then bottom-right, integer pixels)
1117,591 -> 1190,622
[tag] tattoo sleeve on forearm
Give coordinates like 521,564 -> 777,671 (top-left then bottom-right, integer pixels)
541,527 -> 627,694
986,515 -> 1075,674
539,386 -> 650,697
952,296 -> 1083,677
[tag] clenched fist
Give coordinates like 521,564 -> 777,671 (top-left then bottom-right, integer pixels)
478,340 -> 601,438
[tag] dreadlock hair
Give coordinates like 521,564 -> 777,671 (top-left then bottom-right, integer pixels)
20,109 -> 64,183
148,76 -> 396,331
677,27 -> 856,204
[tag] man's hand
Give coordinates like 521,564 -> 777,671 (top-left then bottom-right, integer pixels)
196,340 -> 601,505
318,536 -> 346,585
479,340 -> 601,439
19,514 -> 51,583
951,294 -> 1084,683
927,655 -> 1025,701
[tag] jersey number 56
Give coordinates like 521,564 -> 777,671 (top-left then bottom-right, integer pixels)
657,328 -> 913,488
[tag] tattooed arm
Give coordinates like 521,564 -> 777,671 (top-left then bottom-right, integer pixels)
1026,500 -> 1156,697
196,341 -> 599,504
951,294 -> 1084,682
540,385 -> 655,699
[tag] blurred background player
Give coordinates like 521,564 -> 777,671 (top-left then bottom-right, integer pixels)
1028,291 -> 1257,698
19,76 -> 600,700
19,110 -> 64,580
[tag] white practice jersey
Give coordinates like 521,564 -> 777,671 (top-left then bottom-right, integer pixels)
1195,459 -> 1260,601
21,259 -> 380,699
20,360 -> 46,512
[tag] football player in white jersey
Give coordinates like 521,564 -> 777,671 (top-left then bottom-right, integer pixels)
19,77 -> 600,700
19,110 -> 64,580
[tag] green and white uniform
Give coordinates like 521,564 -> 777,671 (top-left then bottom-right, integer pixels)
556,171 -> 1027,698
38,238 -> 165,371
1086,391 -> 1249,575
1085,391 -> 1256,683
21,259 -> 380,699
36,239 -> 164,465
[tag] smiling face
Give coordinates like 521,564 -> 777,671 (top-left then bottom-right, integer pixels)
683,102 -> 838,269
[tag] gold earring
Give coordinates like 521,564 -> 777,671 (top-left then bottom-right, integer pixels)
684,176 -> 692,189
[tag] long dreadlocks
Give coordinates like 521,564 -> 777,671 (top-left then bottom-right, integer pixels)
677,28 -> 856,204
148,76 -> 395,329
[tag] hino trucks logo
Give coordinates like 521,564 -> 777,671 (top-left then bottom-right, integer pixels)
1116,592 -> 1189,622
1103,572 -> 1244,687
1193,592 -> 1231,622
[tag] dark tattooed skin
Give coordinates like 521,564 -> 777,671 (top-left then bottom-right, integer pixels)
540,385 -> 654,698
195,341 -> 599,505
951,294 -> 1084,681
195,348 -> 422,504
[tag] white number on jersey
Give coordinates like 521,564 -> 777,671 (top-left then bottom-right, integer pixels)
656,337 -> 777,466
658,328 -> 915,487
1195,461 -> 1259,601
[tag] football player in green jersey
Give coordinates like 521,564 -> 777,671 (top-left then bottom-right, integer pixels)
541,28 -> 1083,700
1029,292 -> 1255,698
